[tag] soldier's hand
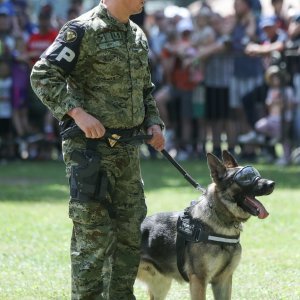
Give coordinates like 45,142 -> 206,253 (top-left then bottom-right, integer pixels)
67,107 -> 106,139
147,125 -> 165,151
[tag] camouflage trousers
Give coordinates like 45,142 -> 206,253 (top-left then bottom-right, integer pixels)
63,138 -> 147,300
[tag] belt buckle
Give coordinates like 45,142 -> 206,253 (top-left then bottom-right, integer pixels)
108,134 -> 121,147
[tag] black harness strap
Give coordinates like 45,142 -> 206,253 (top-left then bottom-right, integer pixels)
176,207 -> 240,282
176,231 -> 190,282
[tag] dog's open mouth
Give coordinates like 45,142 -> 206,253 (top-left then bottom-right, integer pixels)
238,196 -> 269,219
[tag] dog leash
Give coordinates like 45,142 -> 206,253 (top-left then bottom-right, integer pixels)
107,132 -> 206,193
160,149 -> 206,193
122,134 -> 206,192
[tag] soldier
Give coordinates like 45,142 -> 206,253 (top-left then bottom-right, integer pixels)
30,0 -> 165,299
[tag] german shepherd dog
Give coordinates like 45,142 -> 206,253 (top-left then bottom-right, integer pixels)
137,150 -> 275,300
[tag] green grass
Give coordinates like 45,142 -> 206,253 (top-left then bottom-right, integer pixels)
0,158 -> 299,299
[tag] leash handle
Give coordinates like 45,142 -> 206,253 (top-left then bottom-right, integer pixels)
61,126 -> 152,143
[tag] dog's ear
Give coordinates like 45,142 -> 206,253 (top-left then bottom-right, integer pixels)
207,153 -> 226,182
222,150 -> 239,168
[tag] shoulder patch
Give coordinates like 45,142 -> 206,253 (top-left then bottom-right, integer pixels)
63,29 -> 78,43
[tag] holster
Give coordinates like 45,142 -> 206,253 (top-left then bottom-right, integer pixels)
69,149 -> 108,203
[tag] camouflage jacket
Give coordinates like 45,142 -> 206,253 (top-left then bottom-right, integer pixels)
30,3 -> 163,130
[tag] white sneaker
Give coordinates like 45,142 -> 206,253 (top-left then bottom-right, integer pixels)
275,157 -> 290,166
291,147 -> 300,164
176,145 -> 193,161
238,131 -> 265,144
238,131 -> 256,143
268,137 -> 280,146
176,150 -> 190,161
164,129 -> 175,151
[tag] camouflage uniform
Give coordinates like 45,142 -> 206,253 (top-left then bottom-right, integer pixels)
30,2 -> 163,299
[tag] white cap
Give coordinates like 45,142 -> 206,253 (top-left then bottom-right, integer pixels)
164,5 -> 190,19
176,18 -> 194,33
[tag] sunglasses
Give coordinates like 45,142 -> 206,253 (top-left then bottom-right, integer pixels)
233,166 -> 261,187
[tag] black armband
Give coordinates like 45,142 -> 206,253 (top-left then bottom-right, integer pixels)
41,21 -> 85,75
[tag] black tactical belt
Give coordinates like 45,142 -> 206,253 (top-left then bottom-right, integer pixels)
60,123 -> 151,147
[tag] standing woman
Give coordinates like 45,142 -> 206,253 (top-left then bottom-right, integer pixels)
30,0 -> 165,299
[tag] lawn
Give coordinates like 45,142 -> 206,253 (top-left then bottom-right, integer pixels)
0,156 -> 299,299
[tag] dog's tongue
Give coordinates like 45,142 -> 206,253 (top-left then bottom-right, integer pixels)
244,196 -> 269,219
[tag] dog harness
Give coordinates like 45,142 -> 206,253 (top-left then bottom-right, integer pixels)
176,205 -> 240,282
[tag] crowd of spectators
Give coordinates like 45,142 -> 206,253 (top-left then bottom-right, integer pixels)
145,0 -> 300,165
0,0 -> 300,165
0,0 -> 83,161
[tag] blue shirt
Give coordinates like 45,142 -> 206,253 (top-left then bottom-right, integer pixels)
0,0 -> 15,16
231,22 -> 264,78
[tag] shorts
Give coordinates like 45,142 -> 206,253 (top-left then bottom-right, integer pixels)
205,86 -> 230,120
169,86 -> 193,118
192,84 -> 205,118
12,64 -> 30,109
0,118 -> 12,136
229,75 -> 263,108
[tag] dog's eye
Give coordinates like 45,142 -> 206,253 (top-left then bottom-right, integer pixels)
233,166 -> 261,187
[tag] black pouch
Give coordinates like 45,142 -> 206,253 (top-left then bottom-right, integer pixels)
69,149 -> 108,202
